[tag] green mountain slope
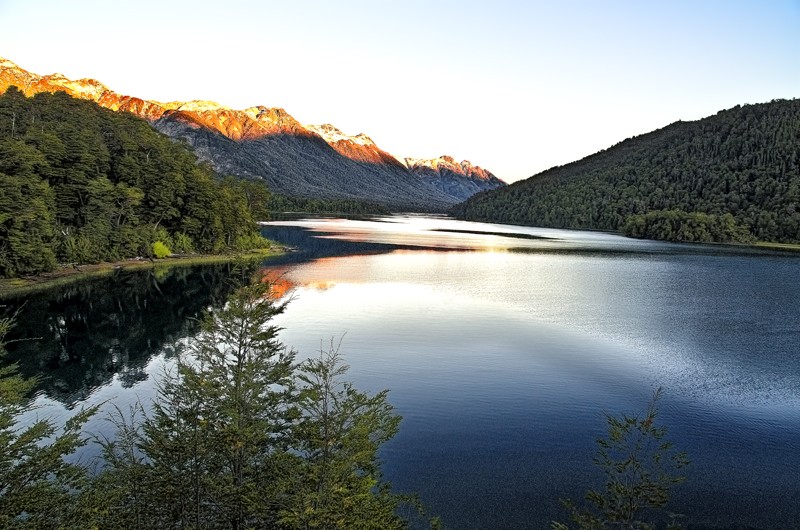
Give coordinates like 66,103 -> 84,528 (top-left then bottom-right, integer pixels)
452,99 -> 800,243
0,88 -> 267,277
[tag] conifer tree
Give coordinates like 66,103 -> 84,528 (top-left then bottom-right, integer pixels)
83,279 -> 428,529
139,281 -> 297,529
283,340 -> 407,529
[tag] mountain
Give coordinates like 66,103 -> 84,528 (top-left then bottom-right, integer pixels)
304,124 -> 400,166
453,98 -> 800,243
0,56 -> 504,210
403,155 -> 505,202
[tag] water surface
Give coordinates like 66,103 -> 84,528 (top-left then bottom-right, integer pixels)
266,216 -> 800,529
3,216 -> 799,528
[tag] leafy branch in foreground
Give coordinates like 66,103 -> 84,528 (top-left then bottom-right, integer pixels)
0,312 -> 95,529
553,389 -> 689,530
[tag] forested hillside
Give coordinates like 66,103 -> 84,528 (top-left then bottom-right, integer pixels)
0,88 -> 269,277
453,99 -> 800,243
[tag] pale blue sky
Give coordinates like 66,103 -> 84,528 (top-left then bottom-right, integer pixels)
1,0 -> 798,182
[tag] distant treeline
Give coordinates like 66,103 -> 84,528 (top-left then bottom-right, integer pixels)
269,194 -> 390,215
621,210 -> 753,243
453,98 -> 800,244
0,88 -> 270,277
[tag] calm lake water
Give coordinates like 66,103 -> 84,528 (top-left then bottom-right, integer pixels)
3,215 -> 800,529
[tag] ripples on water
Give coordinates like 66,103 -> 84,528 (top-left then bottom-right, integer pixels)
3,215 -> 799,528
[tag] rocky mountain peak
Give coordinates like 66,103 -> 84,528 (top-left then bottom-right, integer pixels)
353,133 -> 375,146
404,156 -> 500,182
62,77 -> 109,100
173,100 -> 229,112
45,72 -> 68,81
403,155 -> 506,202
305,124 -> 376,147
0,56 -> 19,68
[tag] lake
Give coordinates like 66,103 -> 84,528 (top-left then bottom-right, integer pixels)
3,215 -> 799,529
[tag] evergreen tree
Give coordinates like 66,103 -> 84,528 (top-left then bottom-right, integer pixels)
87,281 -> 296,529
268,194 -> 390,216
282,340 -> 407,529
142,281 -> 297,529
0,172 -> 56,276
235,178 -> 272,222
83,280 -> 428,529
621,210 -> 753,243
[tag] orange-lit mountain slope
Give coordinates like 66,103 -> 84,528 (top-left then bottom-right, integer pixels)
0,56 -> 504,210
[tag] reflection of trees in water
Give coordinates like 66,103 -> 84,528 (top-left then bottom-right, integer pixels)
1,263 -> 256,406
262,224 -> 431,267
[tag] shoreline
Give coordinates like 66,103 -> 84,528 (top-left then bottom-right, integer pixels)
0,248 -> 284,298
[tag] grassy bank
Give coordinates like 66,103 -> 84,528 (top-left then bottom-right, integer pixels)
0,247 -> 284,298
754,241 -> 800,252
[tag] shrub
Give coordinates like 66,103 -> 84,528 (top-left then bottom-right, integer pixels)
233,232 -> 271,251
151,241 -> 171,259
553,389 -> 689,529
171,233 -> 194,254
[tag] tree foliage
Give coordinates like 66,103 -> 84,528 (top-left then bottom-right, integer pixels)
553,389 -> 689,530
453,99 -> 800,243
0,87 -> 269,277
282,341 -> 407,529
81,281 -> 418,529
269,194 -> 391,216
621,210 -> 753,243
0,313 -> 95,529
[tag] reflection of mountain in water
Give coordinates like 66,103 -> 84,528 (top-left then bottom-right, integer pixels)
262,223 -> 431,266
1,264 -> 255,406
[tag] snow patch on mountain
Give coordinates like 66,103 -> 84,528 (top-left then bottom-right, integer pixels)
306,124 -> 376,146
0,57 -> 20,69
174,100 -> 229,112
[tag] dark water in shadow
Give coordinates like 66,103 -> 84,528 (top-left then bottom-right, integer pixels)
1,263 -> 255,406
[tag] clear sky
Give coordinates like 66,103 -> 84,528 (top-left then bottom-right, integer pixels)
0,0 -> 798,182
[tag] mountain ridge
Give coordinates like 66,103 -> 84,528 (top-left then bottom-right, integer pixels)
404,155 -> 506,202
0,56 -> 505,210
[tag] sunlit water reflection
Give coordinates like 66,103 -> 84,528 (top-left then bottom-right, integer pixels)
267,216 -> 800,529
3,216 -> 799,529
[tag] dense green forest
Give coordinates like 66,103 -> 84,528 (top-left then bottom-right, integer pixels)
0,88 -> 270,278
453,98 -> 800,243
269,194 -> 390,215
621,210 -> 753,243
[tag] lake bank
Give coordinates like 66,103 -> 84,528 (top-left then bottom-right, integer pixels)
0,247 -> 285,298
